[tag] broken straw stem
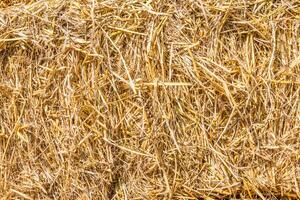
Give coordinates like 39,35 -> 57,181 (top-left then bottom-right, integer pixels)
137,81 -> 192,87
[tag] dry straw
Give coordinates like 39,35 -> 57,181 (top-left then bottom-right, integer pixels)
0,0 -> 300,199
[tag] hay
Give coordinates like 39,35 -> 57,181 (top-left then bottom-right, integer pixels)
0,0 -> 299,199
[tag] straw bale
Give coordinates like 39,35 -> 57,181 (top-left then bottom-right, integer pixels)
0,0 -> 299,199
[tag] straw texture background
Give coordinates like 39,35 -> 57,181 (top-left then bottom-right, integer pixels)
0,0 -> 300,199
